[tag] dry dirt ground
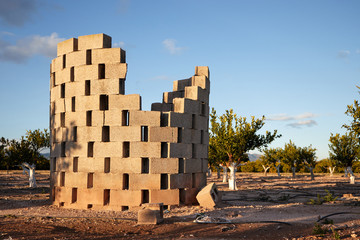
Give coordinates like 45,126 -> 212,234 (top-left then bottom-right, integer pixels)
1,171 -> 360,239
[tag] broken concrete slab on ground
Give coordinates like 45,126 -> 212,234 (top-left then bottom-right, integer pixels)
137,203 -> 164,224
196,183 -> 221,208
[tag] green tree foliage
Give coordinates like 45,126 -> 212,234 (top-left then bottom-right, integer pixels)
329,132 -> 359,169
343,86 -> 360,138
25,129 -> 50,154
209,108 -> 281,166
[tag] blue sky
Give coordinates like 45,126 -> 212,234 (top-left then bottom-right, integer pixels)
0,0 -> 359,160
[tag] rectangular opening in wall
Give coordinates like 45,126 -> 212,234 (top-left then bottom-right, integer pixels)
123,142 -> 129,158
103,189 -> 110,205
86,49 -> 92,65
177,128 -> 182,143
102,126 -> 110,142
52,73 -> 56,87
86,111 -> 92,126
71,188 -> 77,203
192,143 -> 195,158
71,96 -> 75,112
200,130 -> 204,144
99,94 -> 109,110
121,206 -> 129,211
87,204 -> 93,209
60,83 -> 65,98
119,79 -> 125,95
70,67 -> 74,82
51,102 -> 55,115
178,158 -> 184,173
60,112 -> 65,127
61,142 -> 66,157
104,157 -> 110,173
88,142 -> 94,158
59,202 -> 64,207
192,173 -> 196,188
98,64 -> 105,79
141,190 -> 149,204
51,187 -> 56,202
192,114 -> 196,129
87,173 -> 93,188
73,126 -> 77,142
123,173 -> 129,190
141,126 -> 148,142
179,188 -> 185,204
62,54 -> 66,69
85,80 -> 91,96
73,157 -> 78,172
160,174 -> 168,189
121,110 -> 129,126
60,172 -> 65,187
141,158 -> 149,174
160,113 -> 168,127
161,142 -> 168,158
201,102 -> 206,115
52,157 -> 56,172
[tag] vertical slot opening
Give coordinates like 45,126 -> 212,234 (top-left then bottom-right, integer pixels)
60,112 -> 65,127
177,128 -> 182,143
201,102 -> 206,115
141,158 -> 149,174
200,130 -> 204,144
102,126 -> 110,142
161,142 -> 168,158
121,110 -> 129,126
62,54 -> 66,69
160,174 -> 168,189
85,80 -> 91,96
86,111 -> 92,126
61,142 -> 66,157
71,96 -> 75,112
192,114 -> 196,129
123,174 -> 129,190
87,173 -> 94,188
60,172 -> 65,187
192,143 -> 195,158
73,126 -> 77,142
104,157 -> 110,173
71,188 -> 77,203
88,142 -> 94,158
98,64 -> 105,79
52,187 -> 56,202
60,83 -> 65,98
141,190 -> 149,204
86,49 -> 92,65
52,73 -> 56,87
103,189 -> 110,205
73,157 -> 78,172
52,157 -> 56,172
160,113 -> 168,127
70,67 -> 75,82
119,79 -> 125,94
123,142 -> 129,158
141,126 -> 148,142
178,158 -> 184,173
179,188 -> 185,204
99,94 -> 109,110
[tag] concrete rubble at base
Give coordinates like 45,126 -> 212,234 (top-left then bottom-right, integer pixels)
49,33 -> 210,211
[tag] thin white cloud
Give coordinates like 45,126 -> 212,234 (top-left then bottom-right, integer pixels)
0,33 -> 65,63
113,41 -> 126,48
1,31 -> 15,36
287,120 -> 317,128
267,112 -> 316,121
162,39 -> 186,55
0,0 -> 37,26
337,50 -> 350,58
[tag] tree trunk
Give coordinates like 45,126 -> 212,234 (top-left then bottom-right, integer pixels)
221,165 -> 228,183
276,165 -> 281,177
228,162 -> 238,190
292,167 -> 296,178
344,168 -> 349,177
347,166 -> 354,177
215,166 -> 221,179
309,167 -> 314,181
262,165 -> 270,176
329,167 -> 335,177
207,167 -> 212,177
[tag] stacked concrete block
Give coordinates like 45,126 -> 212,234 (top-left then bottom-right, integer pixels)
50,33 -> 210,211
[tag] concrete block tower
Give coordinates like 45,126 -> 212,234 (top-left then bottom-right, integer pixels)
50,33 -> 210,210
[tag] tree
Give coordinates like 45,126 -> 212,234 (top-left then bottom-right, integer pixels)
343,86 -> 360,138
300,145 -> 317,180
329,132 -> 359,177
209,108 -> 281,190
279,141 -> 301,178
260,148 -> 281,176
